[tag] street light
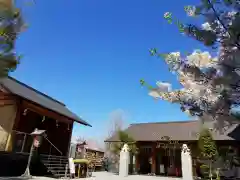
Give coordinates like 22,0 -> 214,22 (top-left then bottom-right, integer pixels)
21,128 -> 46,178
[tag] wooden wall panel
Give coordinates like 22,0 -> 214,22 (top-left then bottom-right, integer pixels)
21,100 -> 72,124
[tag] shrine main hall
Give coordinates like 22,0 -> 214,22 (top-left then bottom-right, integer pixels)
105,120 -> 240,177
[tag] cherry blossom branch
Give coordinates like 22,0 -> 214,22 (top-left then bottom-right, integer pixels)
207,0 -> 240,49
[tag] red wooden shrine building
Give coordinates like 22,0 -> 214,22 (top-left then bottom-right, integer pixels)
0,76 -> 91,176
106,120 -> 240,177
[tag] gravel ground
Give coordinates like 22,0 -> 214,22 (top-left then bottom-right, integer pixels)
0,172 -> 182,180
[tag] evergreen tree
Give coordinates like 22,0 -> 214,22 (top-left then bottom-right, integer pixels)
198,128 -> 218,160
108,130 -> 138,174
111,130 -> 138,155
198,128 -> 219,180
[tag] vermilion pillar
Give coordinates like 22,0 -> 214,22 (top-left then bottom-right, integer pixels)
151,144 -> 156,174
135,154 -> 140,173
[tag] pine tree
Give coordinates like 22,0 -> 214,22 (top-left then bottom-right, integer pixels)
198,128 -> 218,180
108,130 -> 138,174
111,130 -> 138,155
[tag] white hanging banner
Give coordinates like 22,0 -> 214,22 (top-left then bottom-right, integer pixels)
160,164 -> 165,174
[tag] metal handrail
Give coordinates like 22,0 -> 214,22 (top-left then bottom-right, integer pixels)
44,136 -> 62,156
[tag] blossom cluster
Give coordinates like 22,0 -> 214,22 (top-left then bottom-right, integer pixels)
149,50 -> 221,106
146,2 -> 240,131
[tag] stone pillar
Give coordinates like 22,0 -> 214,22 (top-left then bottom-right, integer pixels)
119,144 -> 130,177
151,144 -> 156,174
181,144 -> 193,180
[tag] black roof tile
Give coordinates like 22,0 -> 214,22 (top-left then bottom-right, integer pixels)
0,76 -> 91,126
105,120 -> 239,142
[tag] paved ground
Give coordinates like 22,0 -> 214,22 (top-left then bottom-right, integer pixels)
86,172 -> 182,180
0,172 -> 182,180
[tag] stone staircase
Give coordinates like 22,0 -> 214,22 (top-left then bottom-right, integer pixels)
40,154 -> 69,178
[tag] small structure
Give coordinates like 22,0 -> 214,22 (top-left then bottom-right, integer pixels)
119,144 -> 130,177
70,140 -> 105,171
73,158 -> 89,178
76,141 -> 87,159
181,144 -> 193,180
21,129 -> 46,178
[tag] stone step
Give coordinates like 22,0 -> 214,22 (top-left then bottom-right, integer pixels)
41,157 -> 68,161
40,155 -> 69,178
42,160 -> 68,164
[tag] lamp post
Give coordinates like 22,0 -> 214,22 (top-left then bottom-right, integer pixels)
21,128 -> 46,178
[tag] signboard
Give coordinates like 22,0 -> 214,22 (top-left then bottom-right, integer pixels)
77,146 -> 82,153
156,141 -> 180,149
33,137 -> 40,147
149,157 -> 152,164
160,164 -> 165,174
77,144 -> 85,152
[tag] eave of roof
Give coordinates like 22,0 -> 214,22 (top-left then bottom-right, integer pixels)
0,76 -> 92,127
85,147 -> 105,153
105,120 -> 240,142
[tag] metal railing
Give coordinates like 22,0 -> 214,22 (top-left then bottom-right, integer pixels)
44,136 -> 62,156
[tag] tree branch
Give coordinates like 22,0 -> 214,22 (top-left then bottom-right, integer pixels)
207,0 -> 240,49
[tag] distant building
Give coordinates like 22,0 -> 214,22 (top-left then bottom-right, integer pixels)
105,120 -> 240,177
70,139 -> 105,170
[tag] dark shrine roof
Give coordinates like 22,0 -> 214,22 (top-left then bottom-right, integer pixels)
0,76 -> 91,127
105,120 -> 240,142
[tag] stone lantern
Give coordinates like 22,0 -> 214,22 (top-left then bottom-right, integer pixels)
21,128 -> 46,178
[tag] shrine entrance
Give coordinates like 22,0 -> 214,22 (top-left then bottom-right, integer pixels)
138,146 -> 152,174
155,141 -> 182,177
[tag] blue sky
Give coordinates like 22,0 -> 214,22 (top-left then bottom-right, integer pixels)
12,0 -> 208,143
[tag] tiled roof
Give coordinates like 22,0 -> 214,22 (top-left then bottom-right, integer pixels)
105,120 -> 240,142
72,138 -> 105,152
0,76 -> 91,126
84,139 -> 105,152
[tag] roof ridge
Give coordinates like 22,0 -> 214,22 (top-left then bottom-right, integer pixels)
130,120 -> 198,126
8,76 -> 66,106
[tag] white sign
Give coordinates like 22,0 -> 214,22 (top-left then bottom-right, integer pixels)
33,138 -> 40,147
160,164 -> 165,174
